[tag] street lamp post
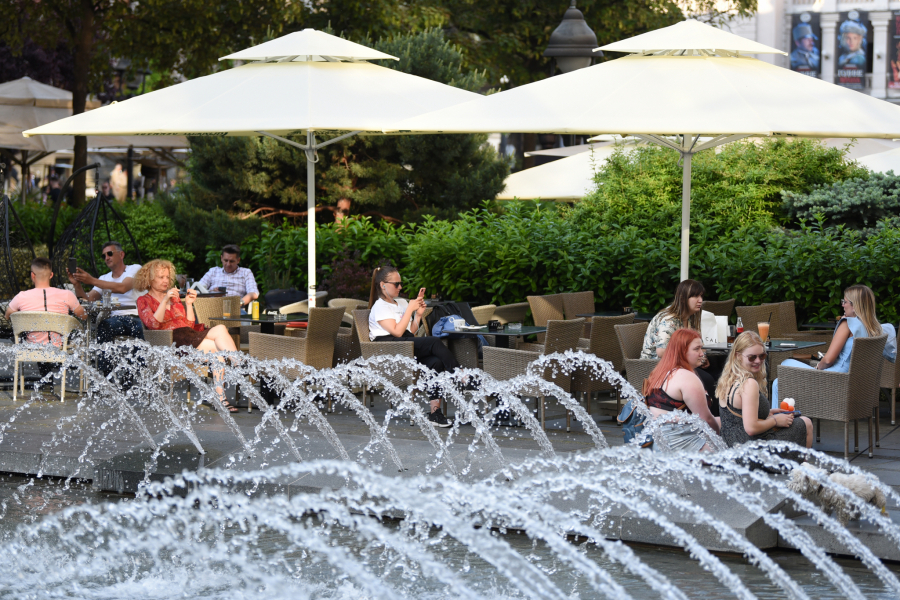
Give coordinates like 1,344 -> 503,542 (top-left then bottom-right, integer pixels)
543,0 -> 600,148
543,0 -> 601,75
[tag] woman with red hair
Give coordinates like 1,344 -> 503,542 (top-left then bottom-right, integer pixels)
642,328 -> 721,452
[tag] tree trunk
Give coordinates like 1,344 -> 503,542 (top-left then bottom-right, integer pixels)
70,0 -> 95,208
523,133 -> 536,169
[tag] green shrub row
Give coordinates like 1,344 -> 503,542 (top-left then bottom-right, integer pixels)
782,171 -> 900,229
238,203 -> 900,325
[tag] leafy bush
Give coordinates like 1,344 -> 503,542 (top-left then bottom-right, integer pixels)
13,200 -> 78,251
157,192 -> 263,275
322,252 -> 374,300
782,171 -> 900,229
117,203 -> 195,273
575,138 -> 867,235
240,217 -> 413,295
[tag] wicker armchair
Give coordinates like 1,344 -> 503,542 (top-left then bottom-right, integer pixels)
470,304 -> 496,325
482,318 -> 584,429
779,334 -> 886,459
702,299 -> 735,319
562,291 -> 595,338
353,309 -> 416,408
328,298 -> 368,315
334,318 -> 362,366
881,356 -> 900,426
10,311 -> 84,401
492,302 -> 529,325
193,296 -> 246,348
737,302 -> 832,379
529,294 -> 578,345
614,322 -> 659,396
571,314 -> 635,418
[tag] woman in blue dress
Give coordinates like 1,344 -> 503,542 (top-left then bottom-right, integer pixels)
772,285 -> 896,402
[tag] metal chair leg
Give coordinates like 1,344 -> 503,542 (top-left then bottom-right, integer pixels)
816,418 -> 820,443
854,420 -> 859,453
12,360 -> 18,402
540,395 -> 545,430
868,417 -> 874,458
566,409 -> 571,433
844,422 -> 849,460
892,387 -> 896,426
875,406 -> 880,447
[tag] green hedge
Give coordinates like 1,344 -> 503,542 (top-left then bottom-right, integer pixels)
239,204 -> 900,324
782,172 -> 900,229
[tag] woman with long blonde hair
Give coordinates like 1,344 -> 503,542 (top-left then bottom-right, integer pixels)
718,332 -> 811,449
772,284 -> 897,402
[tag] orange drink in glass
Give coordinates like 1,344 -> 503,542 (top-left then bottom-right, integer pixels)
758,321 -> 770,343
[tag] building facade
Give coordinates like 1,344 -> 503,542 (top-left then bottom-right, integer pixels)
727,0 -> 900,101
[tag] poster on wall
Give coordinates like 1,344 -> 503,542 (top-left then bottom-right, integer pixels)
835,10 -> 869,90
890,11 -> 900,89
790,12 -> 821,77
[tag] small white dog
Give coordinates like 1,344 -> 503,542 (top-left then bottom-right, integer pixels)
787,462 -> 888,525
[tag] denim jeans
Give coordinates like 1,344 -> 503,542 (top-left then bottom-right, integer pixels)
96,315 -> 145,382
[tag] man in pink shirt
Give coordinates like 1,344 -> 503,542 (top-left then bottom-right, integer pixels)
6,257 -> 85,389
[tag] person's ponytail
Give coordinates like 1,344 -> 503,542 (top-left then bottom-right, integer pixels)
368,267 -> 381,309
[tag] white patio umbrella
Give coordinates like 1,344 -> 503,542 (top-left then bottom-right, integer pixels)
398,19 -> 900,280
499,142 -> 642,201
856,147 -> 900,173
23,29 -> 480,306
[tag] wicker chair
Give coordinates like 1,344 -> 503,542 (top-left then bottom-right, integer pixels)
328,298 -> 368,315
10,311 -> 84,401
353,309 -> 416,408
492,302 -> 529,325
562,291 -> 595,337
614,322 -> 659,396
571,314 -> 635,420
470,304 -> 496,325
736,302 -> 831,380
779,334 -> 887,459
334,318 -> 362,366
249,306 -> 345,410
528,294 -> 568,345
881,356 -> 900,426
278,291 -> 328,314
482,318 -> 584,429
702,299 -> 735,319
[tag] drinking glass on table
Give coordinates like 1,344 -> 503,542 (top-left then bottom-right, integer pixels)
757,321 -> 770,344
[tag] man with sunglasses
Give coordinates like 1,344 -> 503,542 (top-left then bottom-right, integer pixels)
68,241 -> 145,383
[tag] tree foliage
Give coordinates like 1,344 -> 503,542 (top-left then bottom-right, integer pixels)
782,171 -> 900,230
574,138 -> 868,236
184,28 -> 509,223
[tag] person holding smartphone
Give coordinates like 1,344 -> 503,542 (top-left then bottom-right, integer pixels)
367,266 -> 459,427
717,331 -> 811,449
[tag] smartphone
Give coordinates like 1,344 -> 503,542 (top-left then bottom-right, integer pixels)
418,287 -> 426,298
68,257 -> 77,274
789,410 -> 802,416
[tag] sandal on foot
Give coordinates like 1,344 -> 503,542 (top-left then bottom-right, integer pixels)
203,399 -> 239,413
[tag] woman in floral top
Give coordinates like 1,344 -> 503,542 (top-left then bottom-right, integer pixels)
640,279 -> 719,411
135,259 -> 239,411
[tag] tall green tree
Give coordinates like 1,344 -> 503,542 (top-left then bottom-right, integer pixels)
0,0 -> 306,205
185,28 -> 509,223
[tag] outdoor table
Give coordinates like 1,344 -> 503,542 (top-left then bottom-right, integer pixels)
799,322 -> 838,331
703,339 -> 826,384
449,325 -> 547,349
214,313 -> 307,335
577,311 -> 654,322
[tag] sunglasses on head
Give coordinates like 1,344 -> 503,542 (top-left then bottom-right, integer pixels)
102,250 -> 116,258
743,352 -> 767,362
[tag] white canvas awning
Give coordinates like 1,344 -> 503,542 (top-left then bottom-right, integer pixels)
397,20 -> 900,280
857,147 -> 900,173
23,30 -> 479,307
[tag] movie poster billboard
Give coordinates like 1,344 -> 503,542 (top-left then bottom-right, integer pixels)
790,12 -> 821,78
835,10 -> 870,90
889,11 -> 900,90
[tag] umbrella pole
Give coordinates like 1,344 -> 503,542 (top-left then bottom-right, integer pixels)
680,145 -> 692,282
307,130 -> 317,308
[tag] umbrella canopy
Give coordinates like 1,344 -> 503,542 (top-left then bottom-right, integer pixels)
0,77 -> 188,152
499,142 -> 642,201
23,30 -> 480,305
857,147 -> 900,173
398,20 -> 900,280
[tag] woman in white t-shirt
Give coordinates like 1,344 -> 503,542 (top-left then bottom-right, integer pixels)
368,266 -> 459,427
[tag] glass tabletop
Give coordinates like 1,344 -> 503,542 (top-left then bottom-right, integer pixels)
214,313 -> 307,323
450,325 -> 547,336
577,311 -> 654,321
703,339 -> 827,352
